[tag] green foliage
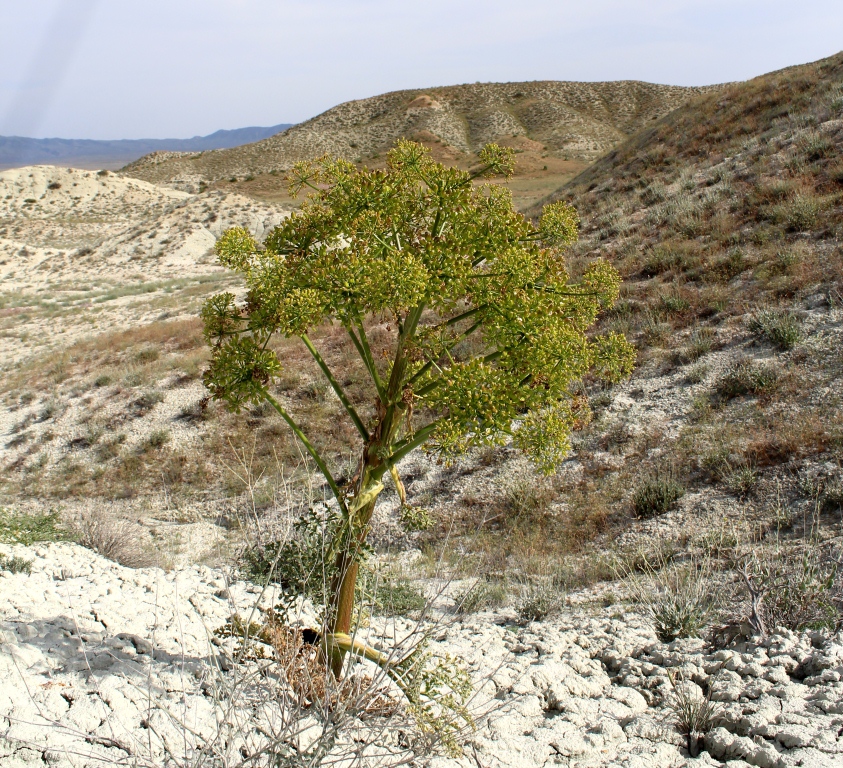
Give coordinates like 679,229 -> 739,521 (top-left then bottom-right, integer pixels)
371,576 -> 427,617
203,139 -> 632,475
240,506 -> 342,599
632,476 -> 685,518
747,308 -> 802,349
0,554 -> 33,574
517,581 -> 564,622
0,510 -> 72,545
399,504 -> 434,531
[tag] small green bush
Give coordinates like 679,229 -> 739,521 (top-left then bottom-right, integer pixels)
777,194 -> 821,231
0,510 -> 71,545
632,477 -> 685,518
716,359 -> 779,399
747,309 -> 801,349
0,554 -> 33,574
517,582 -> 564,622
454,580 -> 508,614
627,559 -> 715,642
721,462 -> 759,497
142,429 -> 171,451
372,577 -> 427,617
240,507 -> 340,599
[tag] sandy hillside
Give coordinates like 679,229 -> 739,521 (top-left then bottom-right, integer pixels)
0,167 -> 289,369
122,80 -> 722,195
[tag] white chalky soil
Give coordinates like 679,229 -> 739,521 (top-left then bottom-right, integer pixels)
2,542 -> 842,767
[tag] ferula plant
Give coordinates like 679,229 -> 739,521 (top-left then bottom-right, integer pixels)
202,140 -> 634,677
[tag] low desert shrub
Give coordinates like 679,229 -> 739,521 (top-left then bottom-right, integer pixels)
73,510 -> 149,567
453,579 -> 508,614
632,476 -> 685,518
747,308 -> 801,349
624,557 -> 716,642
501,475 -> 555,522
721,462 -> 759,497
240,505 -> 339,598
371,576 -> 427,617
0,553 -> 33,574
667,671 -> 722,758
736,544 -> 840,634
775,193 -> 821,231
716,359 -> 779,399
516,581 -> 564,622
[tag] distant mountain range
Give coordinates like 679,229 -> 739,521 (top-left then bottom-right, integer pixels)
0,124 -> 293,171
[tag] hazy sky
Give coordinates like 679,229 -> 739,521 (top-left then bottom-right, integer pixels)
1,1 -> 841,140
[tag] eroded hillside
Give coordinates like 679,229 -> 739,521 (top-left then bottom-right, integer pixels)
122,80 -> 719,209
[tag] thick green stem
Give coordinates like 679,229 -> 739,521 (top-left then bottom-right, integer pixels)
327,465 -> 383,677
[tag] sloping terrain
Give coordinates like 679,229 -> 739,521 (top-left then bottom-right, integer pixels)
0,166 -> 289,369
0,124 -> 293,171
122,80 -> 719,207
1,56 -> 843,768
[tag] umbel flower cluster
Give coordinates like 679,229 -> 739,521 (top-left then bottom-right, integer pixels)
202,140 -> 634,671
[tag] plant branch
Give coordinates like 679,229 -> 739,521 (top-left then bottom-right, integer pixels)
352,316 -> 386,398
261,390 -> 348,515
300,333 -> 369,441
347,323 -> 386,401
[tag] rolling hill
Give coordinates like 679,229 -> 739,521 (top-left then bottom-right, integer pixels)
122,80 -> 721,206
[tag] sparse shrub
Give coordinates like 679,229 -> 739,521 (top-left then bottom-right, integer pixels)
747,308 -> 801,349
625,557 -> 715,642
667,671 -> 722,757
721,461 -> 759,497
517,581 -> 564,622
73,510 -> 148,567
777,193 -> 821,231
372,576 -> 427,617
142,429 -> 171,450
822,479 -> 843,511
454,580 -> 508,614
708,248 -> 747,281
501,475 -> 555,522
94,433 -> 126,462
798,131 -> 833,161
642,317 -> 671,347
93,374 -> 113,387
766,248 -> 801,276
686,327 -> 714,361
685,362 -> 709,384
641,181 -> 668,205
135,347 -> 159,363
641,246 -> 687,276
736,545 -> 840,634
240,505 -> 339,598
716,359 -> 779,399
0,554 -> 33,574
131,390 -> 164,416
632,476 -> 684,518
659,294 -> 690,315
